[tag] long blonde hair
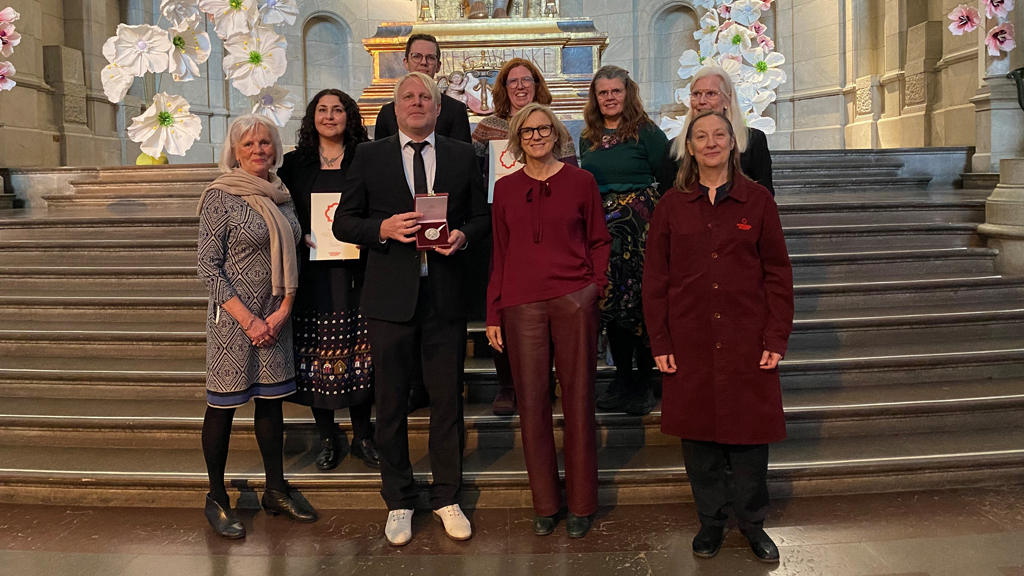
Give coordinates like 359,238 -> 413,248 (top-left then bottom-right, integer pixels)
675,110 -> 747,192
582,65 -> 653,150
670,66 -> 748,162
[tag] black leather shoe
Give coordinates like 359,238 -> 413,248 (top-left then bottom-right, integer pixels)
742,528 -> 780,563
622,390 -> 654,416
692,524 -> 725,558
204,494 -> 245,539
350,438 -> 380,469
261,488 -> 319,523
533,514 -> 557,536
315,437 -> 340,471
566,513 -> 592,538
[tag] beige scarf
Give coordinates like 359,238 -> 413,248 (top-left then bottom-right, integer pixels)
197,168 -> 298,297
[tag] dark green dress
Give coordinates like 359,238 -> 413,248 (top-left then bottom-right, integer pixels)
579,122 -> 669,338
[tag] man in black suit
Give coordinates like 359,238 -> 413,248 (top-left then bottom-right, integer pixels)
334,72 -> 490,546
373,33 -> 472,144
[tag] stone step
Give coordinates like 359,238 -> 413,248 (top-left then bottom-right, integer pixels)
67,181 -> 208,197
0,214 -> 197,241
0,266 -> 202,292
1,378 -> 1022,451
790,247 -> 997,281
777,195 -> 985,226
783,222 -> 980,252
773,176 -> 932,193
0,239 -> 197,266
772,161 -> 904,177
0,426 -> 1020,508
793,274 -> 1024,311
43,192 -> 206,214
76,164 -> 220,184
0,193 -> 14,210
1,335 -> 1021,400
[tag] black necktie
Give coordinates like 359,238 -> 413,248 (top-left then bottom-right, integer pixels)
408,141 -> 429,195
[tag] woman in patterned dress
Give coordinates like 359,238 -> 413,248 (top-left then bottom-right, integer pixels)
197,114 -> 318,539
579,65 -> 669,416
278,89 -> 378,471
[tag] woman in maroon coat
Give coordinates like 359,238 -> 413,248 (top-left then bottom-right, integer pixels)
642,110 -> 794,564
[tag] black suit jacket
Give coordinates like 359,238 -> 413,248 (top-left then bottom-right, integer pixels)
333,134 -> 491,323
374,94 -> 472,144
657,127 -> 774,196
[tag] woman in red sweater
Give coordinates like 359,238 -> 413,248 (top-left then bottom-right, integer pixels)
643,111 -> 793,564
486,103 -> 611,538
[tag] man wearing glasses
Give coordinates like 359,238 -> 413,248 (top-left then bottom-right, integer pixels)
374,34 -> 472,144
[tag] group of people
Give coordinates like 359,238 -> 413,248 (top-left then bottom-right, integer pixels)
196,32 -> 794,564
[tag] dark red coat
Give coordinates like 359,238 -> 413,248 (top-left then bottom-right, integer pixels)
643,177 -> 794,445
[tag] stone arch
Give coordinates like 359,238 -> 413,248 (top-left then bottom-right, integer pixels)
649,1 -> 700,116
302,12 -> 353,102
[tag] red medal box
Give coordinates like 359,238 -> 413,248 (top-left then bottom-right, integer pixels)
415,193 -> 450,249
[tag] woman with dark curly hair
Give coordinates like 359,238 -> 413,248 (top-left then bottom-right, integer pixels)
278,89 -> 379,471
579,65 -> 669,416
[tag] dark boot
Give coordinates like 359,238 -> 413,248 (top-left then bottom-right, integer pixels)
204,494 -> 245,539
742,527 -> 780,563
692,524 -> 725,558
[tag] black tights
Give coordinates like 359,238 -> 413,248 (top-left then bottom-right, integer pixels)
606,323 -> 654,397
202,398 -> 287,507
310,402 -> 374,443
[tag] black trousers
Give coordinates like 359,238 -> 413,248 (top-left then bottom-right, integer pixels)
368,280 -> 466,511
681,440 -> 770,531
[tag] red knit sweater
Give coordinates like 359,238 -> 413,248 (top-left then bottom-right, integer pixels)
487,164 -> 612,326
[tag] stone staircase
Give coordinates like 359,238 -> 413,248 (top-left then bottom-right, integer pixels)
0,150 -> 1023,509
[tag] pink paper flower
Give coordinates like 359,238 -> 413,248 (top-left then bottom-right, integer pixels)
986,22 -> 1016,56
760,0 -> 774,9
0,7 -> 19,23
0,60 -> 15,91
984,0 -> 1014,20
750,21 -> 767,36
757,34 -> 775,51
718,4 -> 731,18
0,22 -> 20,58
948,5 -> 980,36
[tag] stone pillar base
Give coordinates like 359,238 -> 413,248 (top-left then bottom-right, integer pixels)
979,158 -> 1024,274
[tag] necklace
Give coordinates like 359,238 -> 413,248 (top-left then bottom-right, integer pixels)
319,145 -> 344,168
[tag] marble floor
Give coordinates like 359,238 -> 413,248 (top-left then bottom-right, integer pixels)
2,486 -> 1024,576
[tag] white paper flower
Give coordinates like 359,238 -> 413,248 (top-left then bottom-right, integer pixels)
106,24 -> 173,76
0,22 -> 19,58
737,83 -> 776,115
729,0 -> 764,26
660,115 -> 687,140
258,0 -> 298,25
716,22 -> 756,56
677,50 -> 706,80
250,85 -> 295,126
715,54 -> 744,83
741,46 -> 786,89
675,83 -> 691,108
160,0 -> 203,26
101,63 -> 135,102
169,17 -> 212,82
127,93 -> 203,157
222,25 -> 287,96
744,110 -> 776,134
693,10 -> 720,57
0,7 -> 19,23
199,0 -> 257,40
0,60 -> 15,91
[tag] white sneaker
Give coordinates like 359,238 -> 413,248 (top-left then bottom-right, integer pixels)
385,509 -> 413,546
433,503 -> 472,541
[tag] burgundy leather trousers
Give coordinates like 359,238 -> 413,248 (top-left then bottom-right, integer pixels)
504,284 -> 600,517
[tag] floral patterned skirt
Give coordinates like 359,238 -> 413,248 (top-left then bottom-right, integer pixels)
289,309 -> 374,411
600,185 -> 660,338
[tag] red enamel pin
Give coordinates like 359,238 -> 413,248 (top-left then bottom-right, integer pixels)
737,218 -> 752,231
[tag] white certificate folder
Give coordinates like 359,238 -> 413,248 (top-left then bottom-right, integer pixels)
310,192 -> 361,261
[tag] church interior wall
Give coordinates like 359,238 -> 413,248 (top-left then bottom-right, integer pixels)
0,0 -> 1016,168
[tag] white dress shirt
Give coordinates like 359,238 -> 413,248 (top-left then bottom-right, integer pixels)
398,130 -> 436,197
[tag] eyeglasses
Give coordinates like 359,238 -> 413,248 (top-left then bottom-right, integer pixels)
518,124 -> 553,140
506,76 -> 535,88
408,52 -> 438,64
691,89 -> 722,101
596,88 -> 624,99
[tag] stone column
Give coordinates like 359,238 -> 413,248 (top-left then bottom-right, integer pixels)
893,21 -> 942,147
979,160 -> 1024,273
42,46 -> 92,167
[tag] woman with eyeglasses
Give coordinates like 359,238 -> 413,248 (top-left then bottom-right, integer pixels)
472,58 -> 577,417
486,103 -> 611,538
579,65 -> 669,416
657,66 -> 774,195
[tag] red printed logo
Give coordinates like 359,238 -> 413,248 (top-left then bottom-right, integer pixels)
499,148 -> 518,170
736,218 -> 751,231
325,203 -> 339,223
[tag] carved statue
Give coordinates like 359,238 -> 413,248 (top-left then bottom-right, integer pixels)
420,0 -> 552,19
432,0 -> 472,20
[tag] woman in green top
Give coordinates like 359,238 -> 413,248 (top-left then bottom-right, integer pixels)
579,65 -> 669,416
